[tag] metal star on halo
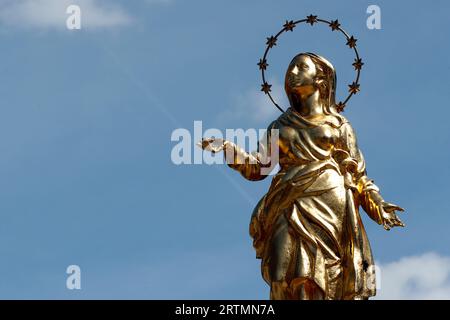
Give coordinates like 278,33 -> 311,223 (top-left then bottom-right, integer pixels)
266,36 -> 277,48
352,58 -> 364,70
257,58 -> 268,70
348,82 -> 360,94
283,20 -> 296,32
261,82 -> 272,94
336,102 -> 346,113
306,14 -> 318,25
329,19 -> 341,31
346,36 -> 357,48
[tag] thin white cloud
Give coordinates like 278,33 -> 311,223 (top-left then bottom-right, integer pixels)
220,78 -> 288,126
376,252 -> 450,299
0,0 -> 132,30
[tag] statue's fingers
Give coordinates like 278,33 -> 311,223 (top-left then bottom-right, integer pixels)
203,143 -> 213,151
201,138 -> 220,151
211,146 -> 225,154
388,219 -> 396,227
384,203 -> 405,213
393,206 -> 405,212
393,216 -> 405,227
213,137 -> 225,145
197,140 -> 208,149
386,217 -> 397,228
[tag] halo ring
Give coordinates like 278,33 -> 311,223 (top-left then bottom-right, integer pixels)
258,15 -> 362,113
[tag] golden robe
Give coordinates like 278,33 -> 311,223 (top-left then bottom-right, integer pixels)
227,107 -> 385,300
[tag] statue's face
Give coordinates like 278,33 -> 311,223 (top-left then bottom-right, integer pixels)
285,55 -> 317,92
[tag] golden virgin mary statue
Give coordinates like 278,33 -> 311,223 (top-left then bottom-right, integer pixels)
200,19 -> 405,300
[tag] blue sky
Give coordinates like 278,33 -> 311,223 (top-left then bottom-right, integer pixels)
0,0 -> 449,299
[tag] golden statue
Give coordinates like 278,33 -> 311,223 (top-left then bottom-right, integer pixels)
199,17 -> 405,300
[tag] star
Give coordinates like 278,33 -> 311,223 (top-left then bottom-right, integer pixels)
352,58 -> 364,70
257,58 -> 268,70
306,14 -> 318,26
283,20 -> 296,32
329,19 -> 341,31
261,82 -> 272,94
348,82 -> 360,94
346,36 -> 357,48
335,102 -> 346,113
266,36 -> 277,48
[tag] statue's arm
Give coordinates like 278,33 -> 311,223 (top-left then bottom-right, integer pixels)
224,143 -> 268,181
356,174 -> 387,225
340,122 -> 405,230
199,121 -> 278,181
225,121 -> 278,181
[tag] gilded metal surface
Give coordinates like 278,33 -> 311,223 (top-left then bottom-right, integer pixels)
200,53 -> 404,300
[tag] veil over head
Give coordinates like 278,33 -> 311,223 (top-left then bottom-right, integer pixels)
285,52 -> 339,115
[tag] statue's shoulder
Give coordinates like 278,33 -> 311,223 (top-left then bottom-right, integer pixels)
272,108 -> 294,125
268,115 -> 284,130
333,112 -> 357,128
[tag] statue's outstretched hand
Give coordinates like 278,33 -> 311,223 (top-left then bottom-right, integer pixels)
198,138 -> 227,153
380,202 -> 405,230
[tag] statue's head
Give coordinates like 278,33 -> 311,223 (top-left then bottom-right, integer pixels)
285,52 -> 337,112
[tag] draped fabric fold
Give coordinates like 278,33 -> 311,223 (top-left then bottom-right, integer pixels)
230,107 -> 383,299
